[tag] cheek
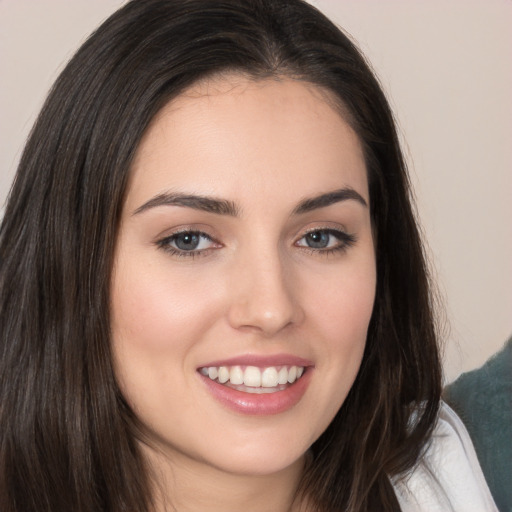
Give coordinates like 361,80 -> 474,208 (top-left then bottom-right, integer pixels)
111,259 -> 221,355
109,258 -> 228,431
300,254 -> 376,416
305,253 -> 376,342
109,259 -> 229,418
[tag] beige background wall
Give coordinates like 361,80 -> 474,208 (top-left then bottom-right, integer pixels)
1,0 -> 510,382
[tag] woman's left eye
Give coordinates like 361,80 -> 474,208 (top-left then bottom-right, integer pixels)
156,231 -> 217,256
295,229 -> 356,253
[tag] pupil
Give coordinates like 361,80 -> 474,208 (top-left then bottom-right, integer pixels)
306,231 -> 329,248
175,233 -> 199,250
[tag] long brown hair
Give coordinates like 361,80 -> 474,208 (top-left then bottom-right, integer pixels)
0,1 -> 441,510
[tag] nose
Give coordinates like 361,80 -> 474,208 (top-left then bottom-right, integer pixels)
226,249 -> 304,336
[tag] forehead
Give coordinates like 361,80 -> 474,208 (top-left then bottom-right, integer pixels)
126,74 -> 368,212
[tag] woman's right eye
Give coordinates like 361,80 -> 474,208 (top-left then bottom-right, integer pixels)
156,231 -> 217,257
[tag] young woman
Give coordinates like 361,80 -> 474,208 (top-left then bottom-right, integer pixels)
0,1 -> 497,511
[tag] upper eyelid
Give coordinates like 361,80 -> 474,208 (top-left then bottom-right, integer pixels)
295,228 -> 354,242
300,226 -> 346,235
160,230 -> 217,245
157,225 -> 350,239
154,224 -> 218,242
294,225 -> 350,240
166,228 -> 212,238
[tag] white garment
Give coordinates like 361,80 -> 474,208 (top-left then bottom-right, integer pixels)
392,401 -> 498,512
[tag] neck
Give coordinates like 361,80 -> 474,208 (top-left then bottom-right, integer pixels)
142,443 -> 308,512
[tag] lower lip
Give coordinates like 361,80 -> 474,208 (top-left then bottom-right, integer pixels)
199,370 -> 313,415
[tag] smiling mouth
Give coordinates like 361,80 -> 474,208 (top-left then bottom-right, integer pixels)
198,365 -> 305,394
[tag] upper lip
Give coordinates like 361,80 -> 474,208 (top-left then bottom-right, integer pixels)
198,353 -> 314,369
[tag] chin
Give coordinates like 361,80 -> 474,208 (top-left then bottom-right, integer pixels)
207,448 -> 306,477
194,427 -> 314,477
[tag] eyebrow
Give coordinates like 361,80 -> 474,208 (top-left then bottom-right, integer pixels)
133,187 -> 367,217
293,188 -> 368,214
133,192 -> 240,216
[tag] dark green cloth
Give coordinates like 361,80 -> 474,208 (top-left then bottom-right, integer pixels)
444,337 -> 512,512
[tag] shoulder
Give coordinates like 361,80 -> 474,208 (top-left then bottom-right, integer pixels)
444,338 -> 512,511
392,401 -> 498,512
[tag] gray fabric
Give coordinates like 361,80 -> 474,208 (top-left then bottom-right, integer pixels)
444,337 -> 512,512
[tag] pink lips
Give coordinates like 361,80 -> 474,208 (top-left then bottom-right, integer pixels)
198,354 -> 314,415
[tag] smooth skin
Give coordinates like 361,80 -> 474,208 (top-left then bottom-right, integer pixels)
111,74 -> 376,512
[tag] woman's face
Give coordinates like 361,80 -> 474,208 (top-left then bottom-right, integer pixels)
111,75 -> 376,477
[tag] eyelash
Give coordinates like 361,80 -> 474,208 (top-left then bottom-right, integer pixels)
295,228 -> 357,255
156,230 -> 218,259
155,228 -> 356,259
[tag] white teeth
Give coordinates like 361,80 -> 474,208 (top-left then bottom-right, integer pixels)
288,365 -> 297,383
200,364 -> 306,389
244,366 -> 261,387
218,366 -> 229,383
229,366 -> 244,385
261,367 -> 279,387
277,367 -> 288,385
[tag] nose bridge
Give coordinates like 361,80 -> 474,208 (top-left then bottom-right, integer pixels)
227,240 -> 302,335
